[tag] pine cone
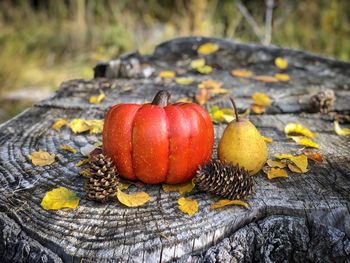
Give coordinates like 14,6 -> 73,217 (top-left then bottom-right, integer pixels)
195,160 -> 253,200
85,153 -> 119,203
309,89 -> 336,114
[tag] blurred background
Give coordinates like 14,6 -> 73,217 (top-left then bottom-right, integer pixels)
0,0 -> 349,123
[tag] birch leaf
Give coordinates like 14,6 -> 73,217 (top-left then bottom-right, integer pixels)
59,144 -> 78,154
284,123 -> 316,138
116,189 -> 151,207
210,199 -> 249,210
197,42 -> 219,55
275,57 -> 288,69
197,65 -> 213,74
266,159 -> 286,168
41,187 -> 80,210
334,121 -> 350,136
89,91 -> 105,104
69,119 -> 91,133
175,77 -> 194,85
195,88 -> 209,105
85,120 -> 104,134
287,163 -> 303,173
254,75 -> 279,83
303,151 -> 324,163
251,104 -> 266,114
52,119 -> 68,131
289,136 -> 320,149
274,73 -> 290,82
178,197 -> 198,216
28,151 -> 55,166
231,69 -> 253,78
198,79 -> 222,90
118,182 -> 131,191
275,154 -> 308,173
159,71 -> 176,78
191,58 -> 206,69
262,136 -> 273,143
252,92 -> 272,106
264,168 -> 288,179
162,181 -> 195,195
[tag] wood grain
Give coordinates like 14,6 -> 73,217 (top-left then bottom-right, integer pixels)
0,37 -> 349,262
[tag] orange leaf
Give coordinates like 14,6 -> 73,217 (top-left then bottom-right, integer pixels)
254,75 -> 279,83
251,104 -> 266,114
303,151 -> 324,163
198,79 -> 223,90
195,89 -> 209,105
231,69 -> 253,78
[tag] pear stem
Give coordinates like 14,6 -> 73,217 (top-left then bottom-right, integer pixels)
151,90 -> 171,107
230,97 -> 240,122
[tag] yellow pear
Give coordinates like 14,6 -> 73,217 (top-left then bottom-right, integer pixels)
218,98 -> 267,175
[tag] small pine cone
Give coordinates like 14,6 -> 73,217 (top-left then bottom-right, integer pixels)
309,89 -> 336,114
85,153 -> 119,203
195,160 -> 253,200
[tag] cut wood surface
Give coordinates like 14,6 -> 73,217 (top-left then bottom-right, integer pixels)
0,37 -> 349,262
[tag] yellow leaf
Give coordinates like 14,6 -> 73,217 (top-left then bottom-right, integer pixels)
275,153 -> 294,160
210,199 -> 249,210
178,197 -> 198,216
251,104 -> 266,114
79,168 -> 92,177
254,75 -> 279,83
28,151 -> 55,166
195,88 -> 209,105
85,120 -> 104,134
289,136 -> 320,149
198,79 -> 222,90
76,159 -> 89,167
118,182 -> 130,191
275,57 -> 288,69
210,88 -> 230,94
197,42 -> 219,55
275,154 -> 308,173
334,121 -> 350,136
262,136 -> 273,143
231,69 -> 253,78
116,189 -> 151,207
69,119 -> 91,133
210,106 -> 234,123
176,97 -> 193,103
284,123 -> 316,138
159,71 -> 176,78
41,187 -> 80,210
59,144 -> 78,154
264,168 -> 288,179
197,65 -> 213,74
162,181 -> 195,195
252,92 -> 272,106
287,163 -> 303,173
266,159 -> 286,168
52,119 -> 68,131
191,58 -> 206,69
89,91 -> 105,104
274,73 -> 290,82
175,77 -> 194,85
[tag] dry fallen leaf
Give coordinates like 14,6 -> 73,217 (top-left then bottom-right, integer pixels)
210,106 -> 234,123
264,168 -> 288,179
59,144 -> 78,154
28,151 -> 56,166
284,123 -> 316,138
210,199 -> 249,210
303,151 -> 324,163
69,119 -> 91,133
198,79 -> 223,90
275,57 -> 288,69
176,97 -> 193,103
334,121 -> 350,136
162,181 -> 195,195
287,163 -> 304,173
52,119 -> 68,131
76,159 -> 89,167
289,136 -> 320,149
89,90 -> 105,104
252,92 -> 272,106
175,77 -> 194,85
274,73 -> 290,82
231,69 -> 253,78
197,42 -> 219,55
191,58 -> 206,69
250,104 -> 266,114
116,189 -> 151,207
275,154 -> 308,173
85,120 -> 104,134
254,75 -> 279,83
195,88 -> 209,105
197,65 -> 213,74
159,71 -> 176,78
266,159 -> 286,168
118,182 -> 131,191
262,136 -> 273,143
178,197 -> 198,216
41,187 -> 80,210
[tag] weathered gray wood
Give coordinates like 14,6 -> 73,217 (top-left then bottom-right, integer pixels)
0,37 -> 350,262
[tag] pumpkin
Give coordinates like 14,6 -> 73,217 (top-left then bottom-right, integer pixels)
102,90 -> 214,184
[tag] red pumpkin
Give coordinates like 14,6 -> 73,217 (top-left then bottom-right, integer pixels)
102,90 -> 214,184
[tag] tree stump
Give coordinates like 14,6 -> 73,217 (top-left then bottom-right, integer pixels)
0,37 -> 349,263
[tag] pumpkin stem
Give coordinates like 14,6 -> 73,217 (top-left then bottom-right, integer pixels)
151,90 -> 171,107
230,97 -> 240,122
